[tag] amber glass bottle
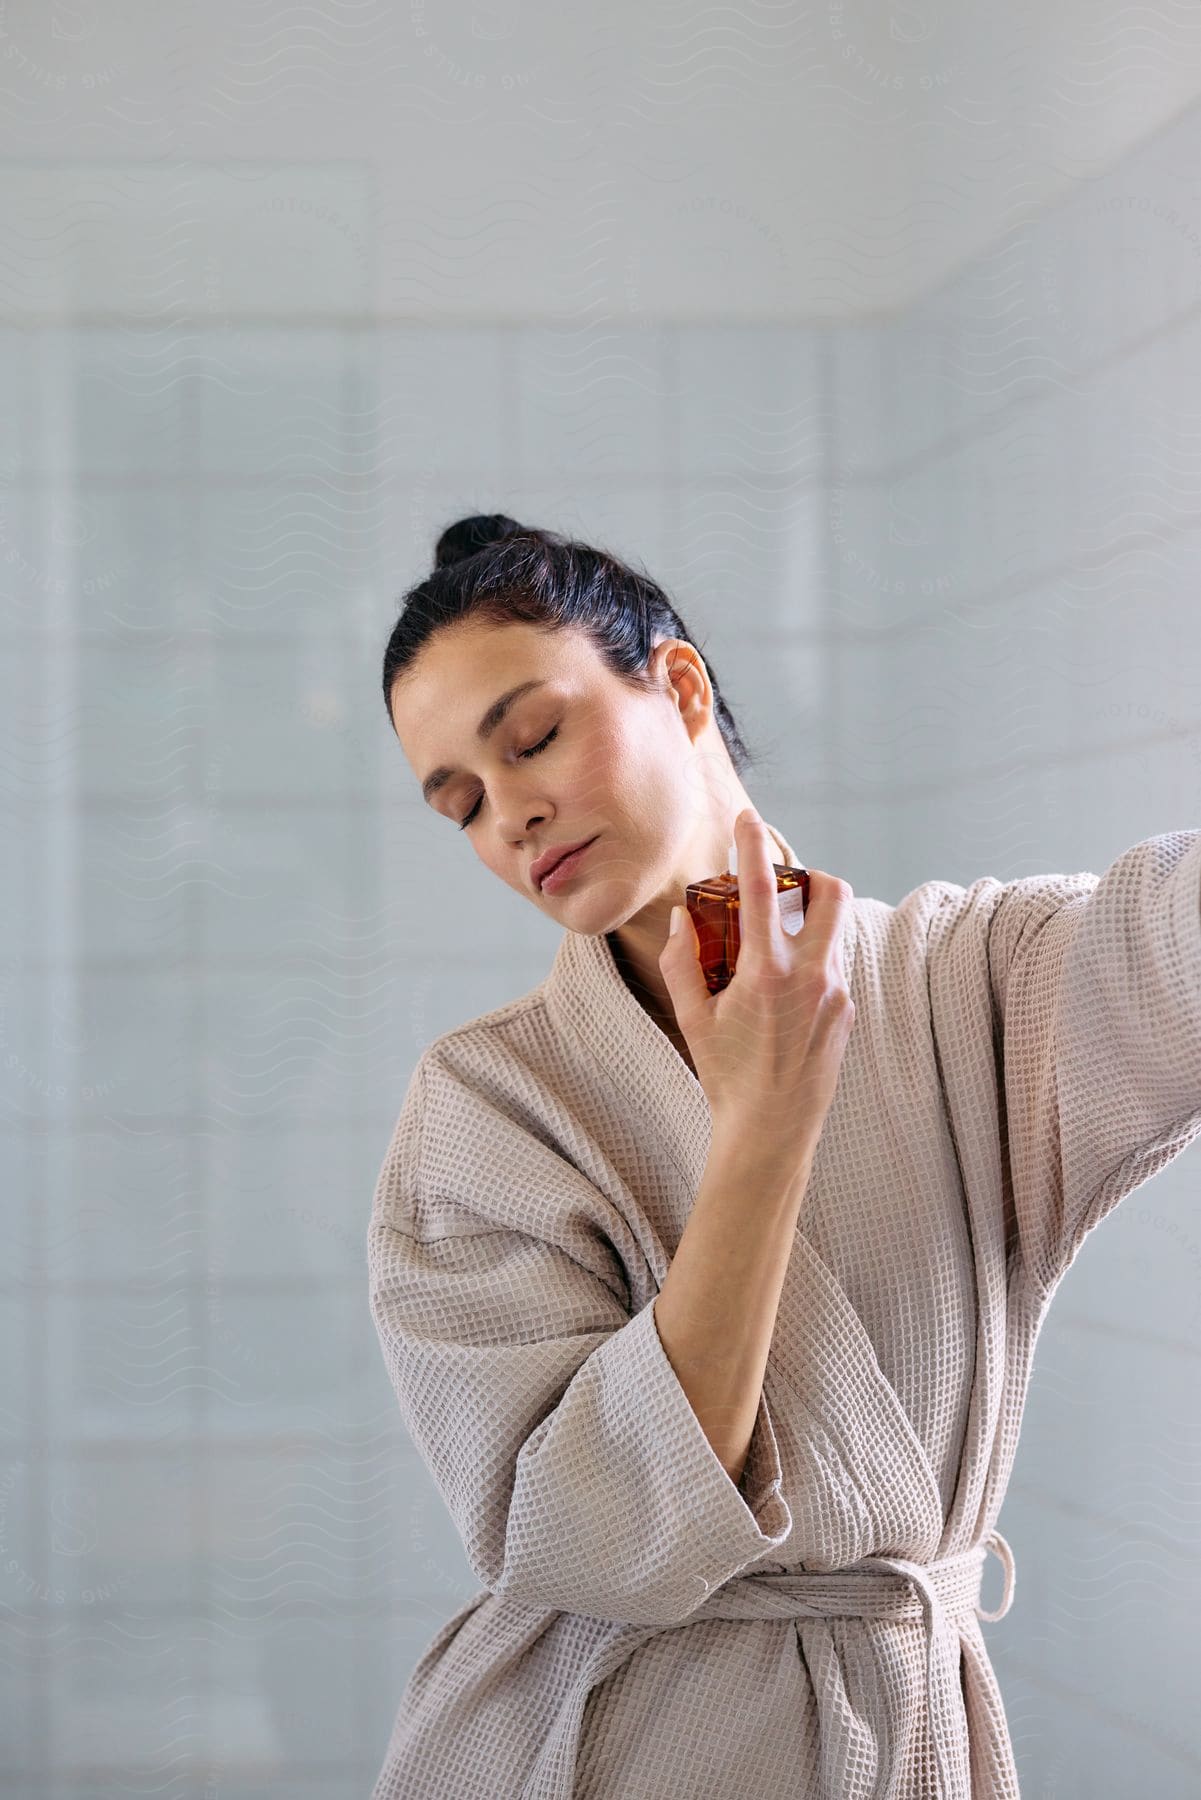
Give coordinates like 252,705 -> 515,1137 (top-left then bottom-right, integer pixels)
684,859 -> 809,995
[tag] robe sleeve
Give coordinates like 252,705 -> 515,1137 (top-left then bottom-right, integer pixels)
367,1051 -> 793,1629
986,829 -> 1201,1298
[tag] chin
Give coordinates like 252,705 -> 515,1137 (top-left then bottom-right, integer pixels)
540,885 -> 628,937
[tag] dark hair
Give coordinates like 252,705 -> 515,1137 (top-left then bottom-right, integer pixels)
381,513 -> 761,778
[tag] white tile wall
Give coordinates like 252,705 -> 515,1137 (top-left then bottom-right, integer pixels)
513,325 -> 670,478
203,1127 -> 367,1282
45,1289 -> 196,1444
0,1291 -> 30,1440
193,329 -> 359,481
671,479 -> 826,639
195,482 -> 374,637
65,333 -> 189,480
199,1442 -> 383,1610
673,325 -> 823,479
43,1127 -> 201,1286
363,326 -> 510,477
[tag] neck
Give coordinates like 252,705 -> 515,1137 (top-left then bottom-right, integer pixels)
606,929 -> 695,1069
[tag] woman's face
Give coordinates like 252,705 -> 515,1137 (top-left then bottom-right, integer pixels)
389,616 -> 748,935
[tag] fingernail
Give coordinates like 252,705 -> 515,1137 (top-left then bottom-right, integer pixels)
669,905 -> 682,935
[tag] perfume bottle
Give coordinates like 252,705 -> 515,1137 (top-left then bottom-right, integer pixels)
685,845 -> 809,995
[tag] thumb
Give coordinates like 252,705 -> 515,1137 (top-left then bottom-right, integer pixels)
659,904 -> 708,1018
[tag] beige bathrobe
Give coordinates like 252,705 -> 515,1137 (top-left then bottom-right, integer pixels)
367,822 -> 1201,1799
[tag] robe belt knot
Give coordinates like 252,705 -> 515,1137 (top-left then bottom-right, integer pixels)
687,1529 -> 1016,1800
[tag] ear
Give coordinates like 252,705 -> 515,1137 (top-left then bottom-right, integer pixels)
654,638 -> 711,727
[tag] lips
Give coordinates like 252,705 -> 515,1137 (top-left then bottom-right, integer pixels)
532,836 -> 596,890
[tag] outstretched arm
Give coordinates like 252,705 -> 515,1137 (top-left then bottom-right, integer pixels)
984,830 -> 1201,1297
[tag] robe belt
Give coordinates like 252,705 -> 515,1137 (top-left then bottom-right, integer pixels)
684,1528 -> 1017,1800
521,1529 -> 1015,1800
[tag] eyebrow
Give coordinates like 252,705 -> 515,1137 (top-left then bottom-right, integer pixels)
421,679 -> 549,805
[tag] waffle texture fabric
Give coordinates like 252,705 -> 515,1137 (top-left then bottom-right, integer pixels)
367,821 -> 1201,1799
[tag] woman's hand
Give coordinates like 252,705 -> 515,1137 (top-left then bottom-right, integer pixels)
659,808 -> 856,1160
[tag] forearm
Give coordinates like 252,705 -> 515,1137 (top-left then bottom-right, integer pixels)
652,1121 -> 814,1489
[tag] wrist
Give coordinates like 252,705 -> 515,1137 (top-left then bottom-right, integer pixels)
708,1114 -> 815,1195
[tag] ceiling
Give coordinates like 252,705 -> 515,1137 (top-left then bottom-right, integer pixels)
2,0 -> 1199,321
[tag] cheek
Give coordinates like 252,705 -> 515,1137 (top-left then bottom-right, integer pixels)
616,713 -> 677,788
563,713 -> 620,782
597,705 -> 651,770
580,726 -> 643,801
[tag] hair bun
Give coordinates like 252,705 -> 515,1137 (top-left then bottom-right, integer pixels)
434,513 -> 527,572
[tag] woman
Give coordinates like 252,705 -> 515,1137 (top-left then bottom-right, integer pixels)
367,514 -> 1201,1799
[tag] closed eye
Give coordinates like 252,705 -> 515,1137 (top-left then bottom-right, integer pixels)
458,726 -> 559,831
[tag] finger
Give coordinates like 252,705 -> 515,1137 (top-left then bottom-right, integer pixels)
733,808 -> 786,957
796,868 -> 855,974
658,902 -> 709,1020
